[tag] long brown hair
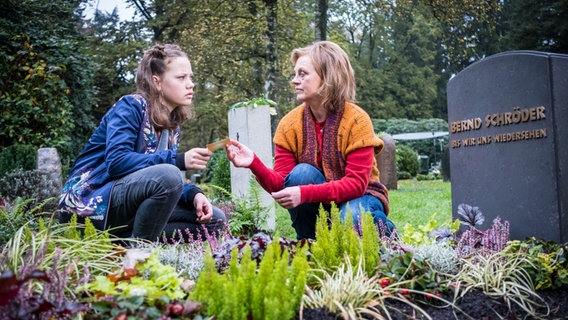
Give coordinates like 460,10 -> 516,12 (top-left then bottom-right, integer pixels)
135,43 -> 193,130
290,41 -> 356,112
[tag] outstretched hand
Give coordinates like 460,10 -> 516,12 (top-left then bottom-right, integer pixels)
225,139 -> 254,168
184,147 -> 212,170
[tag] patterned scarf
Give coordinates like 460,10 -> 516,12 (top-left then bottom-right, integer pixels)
300,105 -> 345,181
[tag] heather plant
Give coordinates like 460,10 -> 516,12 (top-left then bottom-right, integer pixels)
141,241 -> 206,281
504,237 -> 568,290
191,238 -> 309,320
456,215 -> 510,258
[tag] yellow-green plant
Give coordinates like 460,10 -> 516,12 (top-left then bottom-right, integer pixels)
310,203 -> 381,275
79,250 -> 187,305
303,255 -> 434,320
303,255 -> 383,319
401,214 -> 460,246
191,239 -> 309,320
453,250 -> 549,318
504,237 -> 568,290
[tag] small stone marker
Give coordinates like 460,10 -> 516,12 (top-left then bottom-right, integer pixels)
228,105 -> 275,230
447,51 -> 568,242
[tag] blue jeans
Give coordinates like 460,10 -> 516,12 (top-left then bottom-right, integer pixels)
107,164 -> 226,242
285,163 -> 394,240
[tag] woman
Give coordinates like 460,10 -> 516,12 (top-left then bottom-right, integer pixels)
226,41 -> 394,240
59,43 -> 226,242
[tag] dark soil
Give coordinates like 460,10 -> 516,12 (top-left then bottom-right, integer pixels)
297,286 -> 568,319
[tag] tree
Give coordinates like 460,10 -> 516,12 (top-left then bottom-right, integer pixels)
502,0 -> 568,53
81,8 -> 151,119
0,0 -> 97,163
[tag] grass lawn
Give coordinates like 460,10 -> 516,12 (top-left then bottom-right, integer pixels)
389,179 -> 452,231
273,179 -> 453,239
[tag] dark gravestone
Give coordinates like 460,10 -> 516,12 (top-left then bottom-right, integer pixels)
447,51 -> 568,242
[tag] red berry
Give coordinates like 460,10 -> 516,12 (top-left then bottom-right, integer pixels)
116,313 -> 127,320
400,289 -> 409,295
379,279 -> 390,287
169,302 -> 184,316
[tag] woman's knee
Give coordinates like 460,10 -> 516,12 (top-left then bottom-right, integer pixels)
285,163 -> 325,187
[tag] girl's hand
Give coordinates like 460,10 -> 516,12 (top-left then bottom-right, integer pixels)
193,193 -> 213,223
184,147 -> 212,170
225,139 -> 254,168
271,186 -> 301,209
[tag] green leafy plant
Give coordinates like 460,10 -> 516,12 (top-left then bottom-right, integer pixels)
0,197 -> 52,245
401,215 -> 459,246
79,249 -> 188,306
191,239 -> 309,320
504,237 -> 568,290
396,145 -> 420,178
211,178 -> 270,237
376,249 -> 451,297
230,97 -> 277,110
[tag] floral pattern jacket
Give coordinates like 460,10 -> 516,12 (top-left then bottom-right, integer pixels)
58,94 -> 201,230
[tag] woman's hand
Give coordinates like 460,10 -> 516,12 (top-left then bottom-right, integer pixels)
271,186 -> 301,209
184,148 -> 212,170
225,139 -> 254,168
193,193 -> 213,223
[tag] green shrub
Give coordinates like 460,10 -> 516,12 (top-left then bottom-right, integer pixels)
0,144 -> 36,177
310,203 -> 382,276
191,239 -> 309,320
396,145 -> 419,177
0,169 -> 59,211
203,149 -> 231,199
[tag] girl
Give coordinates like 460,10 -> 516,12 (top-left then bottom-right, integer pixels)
59,43 -> 226,242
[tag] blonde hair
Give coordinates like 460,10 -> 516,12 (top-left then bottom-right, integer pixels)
290,41 -> 356,112
135,43 -> 192,130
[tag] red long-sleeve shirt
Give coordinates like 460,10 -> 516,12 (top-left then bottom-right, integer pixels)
248,145 -> 375,205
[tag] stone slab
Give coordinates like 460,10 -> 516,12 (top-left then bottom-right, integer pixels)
447,51 -> 567,242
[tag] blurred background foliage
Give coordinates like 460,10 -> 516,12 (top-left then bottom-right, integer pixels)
1,0 -> 567,179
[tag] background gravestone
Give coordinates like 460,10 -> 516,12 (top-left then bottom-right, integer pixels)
447,51 -> 567,242
376,134 -> 397,190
